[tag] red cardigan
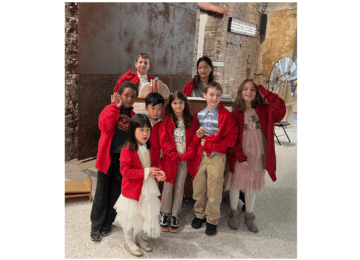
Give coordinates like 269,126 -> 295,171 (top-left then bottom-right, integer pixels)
159,115 -> 200,184
120,144 -> 163,201
113,70 -> 154,93
182,78 -> 195,96
189,104 -> 238,179
95,103 -> 135,174
149,121 -> 161,159
228,84 -> 286,182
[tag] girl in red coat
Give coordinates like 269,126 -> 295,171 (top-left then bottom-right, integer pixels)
90,81 -> 138,242
113,114 -> 166,257
182,56 -> 214,97
159,91 -> 199,232
226,79 -> 286,232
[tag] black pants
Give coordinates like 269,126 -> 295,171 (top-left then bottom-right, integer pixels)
90,153 -> 122,230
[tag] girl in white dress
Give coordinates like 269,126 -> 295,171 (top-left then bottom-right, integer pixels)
114,114 -> 166,256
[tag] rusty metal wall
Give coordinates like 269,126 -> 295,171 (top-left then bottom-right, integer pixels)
78,2 -> 197,160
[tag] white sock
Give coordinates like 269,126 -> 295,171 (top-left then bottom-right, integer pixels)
245,192 -> 256,213
124,228 -> 135,245
229,187 -> 240,211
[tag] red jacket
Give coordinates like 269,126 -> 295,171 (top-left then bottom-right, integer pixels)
228,84 -> 286,182
149,120 -> 161,159
189,104 -> 238,179
159,115 -> 200,184
182,78 -> 195,96
113,70 -> 154,93
95,103 -> 135,174
120,144 -> 163,201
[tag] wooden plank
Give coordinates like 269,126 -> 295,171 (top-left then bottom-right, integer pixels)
65,181 -> 90,193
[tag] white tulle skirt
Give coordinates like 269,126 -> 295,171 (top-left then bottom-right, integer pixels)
113,176 -> 161,238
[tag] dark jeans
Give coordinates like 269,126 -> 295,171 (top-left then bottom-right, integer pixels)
90,153 -> 122,230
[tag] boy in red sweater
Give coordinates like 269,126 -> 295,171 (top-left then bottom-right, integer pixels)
190,81 -> 238,236
113,53 -> 154,93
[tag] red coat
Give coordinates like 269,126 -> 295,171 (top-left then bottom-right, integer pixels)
95,103 -> 135,174
149,121 -> 161,159
189,104 -> 238,179
228,84 -> 286,182
159,115 -> 200,184
113,70 -> 154,93
182,78 -> 195,96
120,144 -> 163,201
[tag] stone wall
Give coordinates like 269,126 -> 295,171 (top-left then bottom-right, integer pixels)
65,2 -> 79,161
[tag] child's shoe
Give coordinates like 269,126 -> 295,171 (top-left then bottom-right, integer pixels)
160,212 -> 170,232
135,236 -> 153,252
191,217 -> 206,229
228,210 -> 239,230
90,228 -> 102,241
169,214 -> 179,233
100,225 -> 112,236
124,242 -> 143,257
205,222 -> 217,236
244,212 -> 259,233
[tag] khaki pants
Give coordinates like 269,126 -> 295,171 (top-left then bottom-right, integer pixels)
160,161 -> 188,215
193,153 -> 226,225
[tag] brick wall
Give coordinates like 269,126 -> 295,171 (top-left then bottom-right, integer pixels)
65,2 -> 79,161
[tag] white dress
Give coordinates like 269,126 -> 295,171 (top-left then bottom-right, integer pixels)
113,144 -> 161,238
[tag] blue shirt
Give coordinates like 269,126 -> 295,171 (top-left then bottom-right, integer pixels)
197,106 -> 219,156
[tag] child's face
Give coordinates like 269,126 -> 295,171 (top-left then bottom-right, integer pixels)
135,57 -> 150,76
119,87 -> 137,108
197,61 -> 212,81
203,87 -> 222,111
135,126 -> 151,145
241,82 -> 257,103
145,103 -> 163,121
171,97 -> 185,116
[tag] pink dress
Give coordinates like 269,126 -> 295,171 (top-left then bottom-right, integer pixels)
225,112 -> 267,195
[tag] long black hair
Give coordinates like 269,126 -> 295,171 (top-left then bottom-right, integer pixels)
125,114 -> 152,150
193,56 -> 214,95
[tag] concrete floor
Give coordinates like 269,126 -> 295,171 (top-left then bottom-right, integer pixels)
65,125 -> 297,258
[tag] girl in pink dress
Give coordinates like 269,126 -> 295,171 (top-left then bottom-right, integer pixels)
226,79 -> 286,232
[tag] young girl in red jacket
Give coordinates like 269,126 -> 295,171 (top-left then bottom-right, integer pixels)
90,81 -> 138,242
226,79 -> 286,232
159,91 -> 199,232
182,56 -> 214,97
113,114 -> 166,257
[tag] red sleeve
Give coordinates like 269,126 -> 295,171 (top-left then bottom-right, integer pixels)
120,147 -> 145,179
159,117 -> 182,163
228,110 -> 247,167
180,115 -> 200,161
182,78 -> 195,96
258,84 -> 286,123
98,103 -> 120,133
113,70 -> 135,93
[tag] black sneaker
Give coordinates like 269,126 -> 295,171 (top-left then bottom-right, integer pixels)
191,217 -> 206,229
205,222 -> 217,236
100,225 -> 112,236
160,212 -> 170,232
90,228 -> 102,241
170,214 -> 179,233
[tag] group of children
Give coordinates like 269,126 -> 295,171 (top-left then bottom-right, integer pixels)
89,53 -> 286,256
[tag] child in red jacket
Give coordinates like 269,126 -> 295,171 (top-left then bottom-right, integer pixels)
113,114 -> 166,257
113,53 -> 154,93
226,79 -> 286,232
159,91 -> 199,233
190,81 -> 238,236
90,81 -> 138,242
182,56 -> 214,97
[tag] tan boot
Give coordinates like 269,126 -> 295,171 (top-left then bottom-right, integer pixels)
228,210 -> 239,230
244,212 -> 258,233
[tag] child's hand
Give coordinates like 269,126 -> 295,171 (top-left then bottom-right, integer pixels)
196,127 -> 205,138
253,81 -> 259,86
201,138 -> 206,147
111,93 -> 122,107
239,161 -> 248,167
149,167 -> 161,178
156,170 -> 166,181
160,149 -> 164,159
